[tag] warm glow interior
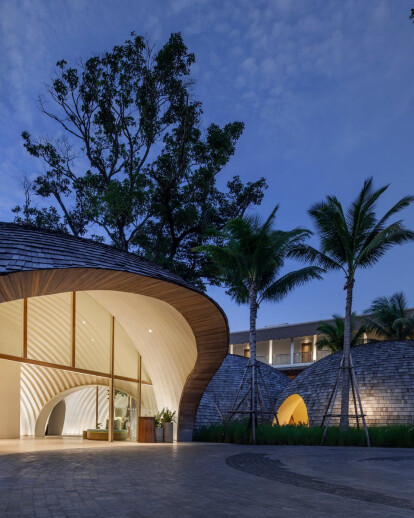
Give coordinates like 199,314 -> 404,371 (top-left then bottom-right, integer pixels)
0,290 -> 198,438
276,394 -> 309,426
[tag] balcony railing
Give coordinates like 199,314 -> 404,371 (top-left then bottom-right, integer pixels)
316,349 -> 330,360
230,349 -> 333,366
271,349 -> 332,366
272,353 -> 291,365
293,351 -> 312,364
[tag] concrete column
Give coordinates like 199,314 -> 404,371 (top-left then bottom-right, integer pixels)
268,340 -> 273,365
363,332 -> 368,344
312,335 -> 317,362
229,343 -> 234,355
290,338 -> 294,365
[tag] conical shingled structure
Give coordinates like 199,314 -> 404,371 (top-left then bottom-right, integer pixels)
275,341 -> 414,427
194,354 -> 290,432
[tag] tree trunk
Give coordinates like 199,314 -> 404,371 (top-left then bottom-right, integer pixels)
249,285 -> 257,444
340,279 -> 354,430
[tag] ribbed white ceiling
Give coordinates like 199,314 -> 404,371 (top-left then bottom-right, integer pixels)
87,290 -> 197,413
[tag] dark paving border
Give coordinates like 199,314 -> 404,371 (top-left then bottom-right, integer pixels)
225,452 -> 414,511
358,456 -> 414,462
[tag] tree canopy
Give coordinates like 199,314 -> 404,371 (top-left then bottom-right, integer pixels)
196,206 -> 324,309
316,314 -> 366,353
13,32 -> 266,289
194,206 -> 323,442
363,292 -> 414,340
291,177 -> 414,430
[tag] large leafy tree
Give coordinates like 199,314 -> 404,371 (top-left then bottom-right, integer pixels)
316,314 -> 366,353
290,178 -> 414,430
363,292 -> 414,340
195,206 -> 323,442
14,33 -> 266,289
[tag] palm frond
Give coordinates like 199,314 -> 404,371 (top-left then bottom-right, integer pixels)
193,205 -> 321,307
316,313 -> 365,352
259,266 -> 324,304
307,178 -> 413,279
288,244 -> 343,271
356,222 -> 414,268
370,195 -> 414,236
363,291 -> 414,339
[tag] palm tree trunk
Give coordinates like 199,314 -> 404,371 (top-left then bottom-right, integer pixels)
249,285 -> 257,444
340,279 -> 354,430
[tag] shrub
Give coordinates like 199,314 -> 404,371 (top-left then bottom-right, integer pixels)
193,422 -> 414,447
159,408 -> 177,424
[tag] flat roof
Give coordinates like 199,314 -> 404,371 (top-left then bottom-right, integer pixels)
230,315 -> 368,344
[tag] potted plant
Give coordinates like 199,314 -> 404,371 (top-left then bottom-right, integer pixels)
154,411 -> 163,443
160,408 -> 176,443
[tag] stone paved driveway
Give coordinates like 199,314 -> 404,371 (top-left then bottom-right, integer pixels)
0,440 -> 413,517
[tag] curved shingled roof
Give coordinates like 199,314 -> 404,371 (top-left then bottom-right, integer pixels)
275,341 -> 414,427
0,222 -> 193,289
194,354 -> 290,432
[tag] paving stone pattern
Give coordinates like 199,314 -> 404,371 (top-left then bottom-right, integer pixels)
225,452 -> 414,512
0,443 -> 413,517
275,341 -> 414,427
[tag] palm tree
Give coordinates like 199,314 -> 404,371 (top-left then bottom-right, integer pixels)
316,313 -> 366,353
195,206 -> 324,442
290,178 -> 414,430
363,292 -> 414,340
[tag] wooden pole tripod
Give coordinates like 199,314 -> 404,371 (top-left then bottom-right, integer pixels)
321,352 -> 370,446
226,359 -> 280,444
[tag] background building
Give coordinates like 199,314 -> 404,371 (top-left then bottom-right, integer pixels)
229,319 -> 376,377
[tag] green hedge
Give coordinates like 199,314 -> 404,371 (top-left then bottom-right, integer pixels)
193,421 -> 414,447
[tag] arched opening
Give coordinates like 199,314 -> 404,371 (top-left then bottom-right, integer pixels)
45,400 -> 66,436
277,394 -> 309,425
35,383 -> 157,439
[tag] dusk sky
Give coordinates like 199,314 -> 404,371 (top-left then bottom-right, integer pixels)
1,1 -> 414,332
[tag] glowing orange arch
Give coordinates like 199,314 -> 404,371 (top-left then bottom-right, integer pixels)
277,394 -> 309,425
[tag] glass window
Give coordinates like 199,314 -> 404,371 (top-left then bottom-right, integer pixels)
27,293 -> 71,365
75,292 -> 110,373
0,300 -> 23,357
114,320 -> 138,380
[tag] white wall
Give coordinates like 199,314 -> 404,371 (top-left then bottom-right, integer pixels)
0,360 -> 20,439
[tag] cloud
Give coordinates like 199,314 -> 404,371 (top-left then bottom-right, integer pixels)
1,0 -> 414,218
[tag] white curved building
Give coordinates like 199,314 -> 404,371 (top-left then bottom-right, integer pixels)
0,223 -> 229,441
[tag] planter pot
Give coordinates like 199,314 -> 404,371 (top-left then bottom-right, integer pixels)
155,427 -> 163,443
163,421 -> 174,443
